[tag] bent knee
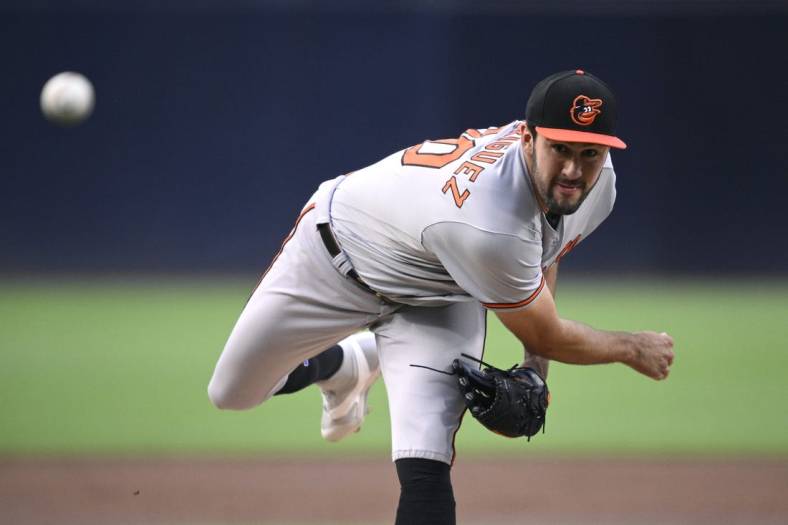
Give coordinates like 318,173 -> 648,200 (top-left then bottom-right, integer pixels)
207,379 -> 258,411
207,374 -> 286,411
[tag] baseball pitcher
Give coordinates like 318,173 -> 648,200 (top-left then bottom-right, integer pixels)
208,70 -> 675,525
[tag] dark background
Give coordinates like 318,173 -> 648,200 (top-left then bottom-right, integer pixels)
2,1 -> 786,276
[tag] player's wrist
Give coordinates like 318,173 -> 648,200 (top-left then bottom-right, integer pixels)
615,332 -> 641,367
522,354 -> 549,379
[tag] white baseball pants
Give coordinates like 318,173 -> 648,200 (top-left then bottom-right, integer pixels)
208,184 -> 486,464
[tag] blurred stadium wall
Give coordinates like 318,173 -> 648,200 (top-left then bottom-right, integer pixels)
1,1 -> 786,275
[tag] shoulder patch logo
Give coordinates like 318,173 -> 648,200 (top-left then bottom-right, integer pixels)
570,95 -> 603,126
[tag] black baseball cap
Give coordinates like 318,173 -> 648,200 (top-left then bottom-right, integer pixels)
525,69 -> 626,149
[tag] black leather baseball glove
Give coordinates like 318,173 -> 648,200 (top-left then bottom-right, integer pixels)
452,355 -> 549,440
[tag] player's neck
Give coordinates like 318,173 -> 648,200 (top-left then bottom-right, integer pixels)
545,212 -> 561,229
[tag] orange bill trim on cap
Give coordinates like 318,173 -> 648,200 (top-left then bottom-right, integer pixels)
536,126 -> 627,149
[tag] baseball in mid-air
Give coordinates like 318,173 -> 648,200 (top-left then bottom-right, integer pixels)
40,71 -> 95,126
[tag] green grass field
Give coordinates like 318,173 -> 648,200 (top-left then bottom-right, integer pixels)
1,277 -> 787,457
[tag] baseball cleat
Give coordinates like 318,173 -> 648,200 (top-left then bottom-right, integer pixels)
317,331 -> 379,442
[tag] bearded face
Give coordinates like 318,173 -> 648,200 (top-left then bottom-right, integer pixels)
523,131 -> 608,216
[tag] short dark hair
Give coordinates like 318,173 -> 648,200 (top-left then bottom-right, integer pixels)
526,123 -> 538,139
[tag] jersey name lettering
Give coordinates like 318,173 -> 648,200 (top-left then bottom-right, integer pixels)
402,127 -> 521,208
442,176 -> 471,207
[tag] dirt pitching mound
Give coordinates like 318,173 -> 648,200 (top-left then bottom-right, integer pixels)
1,456 -> 787,524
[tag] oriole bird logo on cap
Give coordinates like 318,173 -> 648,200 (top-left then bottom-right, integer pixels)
570,95 -> 603,126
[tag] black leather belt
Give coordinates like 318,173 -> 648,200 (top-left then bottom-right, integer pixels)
317,222 -> 394,304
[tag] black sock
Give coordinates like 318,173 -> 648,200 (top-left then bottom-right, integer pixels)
394,458 -> 455,525
274,345 -> 344,395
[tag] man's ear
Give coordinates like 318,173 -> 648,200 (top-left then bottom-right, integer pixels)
518,122 -> 535,154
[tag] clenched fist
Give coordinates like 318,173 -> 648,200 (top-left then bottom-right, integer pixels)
625,331 -> 675,380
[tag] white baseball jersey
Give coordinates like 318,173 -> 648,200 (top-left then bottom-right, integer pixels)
329,120 -> 616,310
209,119 -> 618,467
